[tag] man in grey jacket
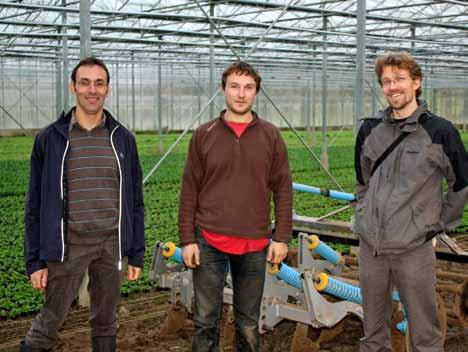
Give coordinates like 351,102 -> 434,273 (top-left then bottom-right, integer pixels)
354,52 -> 468,351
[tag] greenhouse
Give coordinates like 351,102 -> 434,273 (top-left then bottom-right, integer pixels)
0,1 -> 467,351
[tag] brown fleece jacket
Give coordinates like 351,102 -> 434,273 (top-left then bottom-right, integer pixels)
178,111 -> 293,246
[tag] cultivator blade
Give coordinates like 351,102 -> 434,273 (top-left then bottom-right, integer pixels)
290,323 -> 318,352
161,304 -> 188,335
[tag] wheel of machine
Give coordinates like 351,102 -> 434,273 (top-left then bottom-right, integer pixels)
162,241 -> 176,258
307,234 -> 320,251
404,293 -> 447,352
268,262 -> 280,274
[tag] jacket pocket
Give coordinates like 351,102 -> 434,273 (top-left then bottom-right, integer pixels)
353,201 -> 368,236
412,201 -> 441,238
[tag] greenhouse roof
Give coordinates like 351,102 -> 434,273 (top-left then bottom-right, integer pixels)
0,0 -> 467,76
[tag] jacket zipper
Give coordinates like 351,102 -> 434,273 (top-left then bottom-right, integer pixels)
374,125 -> 400,256
60,140 -> 70,262
110,126 -> 123,270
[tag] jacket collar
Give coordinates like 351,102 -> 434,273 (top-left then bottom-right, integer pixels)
53,107 -> 121,139
218,109 -> 260,126
381,100 -> 429,132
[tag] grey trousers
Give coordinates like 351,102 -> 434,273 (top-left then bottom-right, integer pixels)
359,240 -> 444,352
25,237 -> 125,350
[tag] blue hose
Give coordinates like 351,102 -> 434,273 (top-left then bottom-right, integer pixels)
313,240 -> 341,265
323,276 -> 362,304
292,182 -> 356,202
321,276 -> 401,305
170,247 -> 183,264
276,262 -> 303,289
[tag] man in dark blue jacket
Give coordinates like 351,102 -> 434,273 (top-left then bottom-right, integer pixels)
21,57 -> 145,352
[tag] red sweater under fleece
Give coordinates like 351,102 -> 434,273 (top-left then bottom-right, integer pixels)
178,110 -> 293,246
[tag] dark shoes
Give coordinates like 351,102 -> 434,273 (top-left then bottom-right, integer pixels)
19,341 -> 50,352
20,336 -> 116,352
92,336 -> 117,352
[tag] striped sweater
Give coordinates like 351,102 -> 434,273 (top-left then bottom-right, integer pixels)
64,117 -> 120,244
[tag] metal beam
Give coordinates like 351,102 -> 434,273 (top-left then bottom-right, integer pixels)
79,0 -> 91,58
354,0 -> 366,134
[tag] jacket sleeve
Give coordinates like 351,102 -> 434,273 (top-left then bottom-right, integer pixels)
354,120 -> 373,202
270,131 -> 293,243
439,125 -> 468,231
128,136 -> 145,268
24,134 -> 47,277
178,130 -> 204,246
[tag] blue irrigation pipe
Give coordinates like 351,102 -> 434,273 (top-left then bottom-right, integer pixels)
293,182 -> 356,202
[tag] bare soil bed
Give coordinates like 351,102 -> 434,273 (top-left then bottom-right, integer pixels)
0,288 -> 466,352
0,254 -> 467,352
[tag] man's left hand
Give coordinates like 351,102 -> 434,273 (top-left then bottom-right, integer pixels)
127,265 -> 141,281
267,241 -> 288,264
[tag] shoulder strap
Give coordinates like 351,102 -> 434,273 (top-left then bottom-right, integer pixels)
370,132 -> 410,177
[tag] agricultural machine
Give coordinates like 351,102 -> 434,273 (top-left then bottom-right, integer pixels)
149,182 -> 468,352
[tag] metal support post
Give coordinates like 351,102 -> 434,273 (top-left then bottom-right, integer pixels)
139,62 -> 144,130
158,41 -> 164,154
312,54 -> 317,147
131,52 -> 136,132
35,59 -> 39,129
19,60 -> 22,125
353,0 -> 366,135
306,63 -> 312,134
371,76 -> 377,114
126,64 -> 130,126
321,13 -> 329,170
423,60 -> 428,102
209,1 -> 215,121
197,59 -> 202,116
1,57 -> 5,129
432,69 -> 437,114
464,74 -> 467,131
79,0 -> 91,58
62,0 -> 69,112
170,63 -> 174,131
55,43 -> 63,117
116,63 -> 120,120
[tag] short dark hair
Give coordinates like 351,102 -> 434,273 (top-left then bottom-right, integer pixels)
375,52 -> 423,97
71,57 -> 110,84
222,61 -> 261,92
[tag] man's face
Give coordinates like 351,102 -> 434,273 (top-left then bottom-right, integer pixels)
223,72 -> 257,116
70,65 -> 109,116
381,66 -> 420,113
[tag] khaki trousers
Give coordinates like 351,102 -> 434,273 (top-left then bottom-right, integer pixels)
359,240 -> 443,352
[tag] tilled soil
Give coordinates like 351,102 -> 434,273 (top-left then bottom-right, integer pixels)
1,246 -> 467,352
0,287 -> 466,352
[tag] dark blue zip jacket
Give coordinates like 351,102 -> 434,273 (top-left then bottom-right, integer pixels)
24,108 -> 145,277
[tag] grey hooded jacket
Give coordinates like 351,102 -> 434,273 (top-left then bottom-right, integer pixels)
354,101 -> 468,255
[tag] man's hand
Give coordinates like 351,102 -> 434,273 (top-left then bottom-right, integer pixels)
182,243 -> 200,268
30,268 -> 48,291
127,265 -> 141,281
267,241 -> 288,264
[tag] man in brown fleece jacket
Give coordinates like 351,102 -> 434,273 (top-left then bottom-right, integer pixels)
178,61 -> 293,352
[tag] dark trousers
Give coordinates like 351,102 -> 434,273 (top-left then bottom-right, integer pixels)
359,240 -> 444,352
24,237 -> 125,350
192,234 -> 267,352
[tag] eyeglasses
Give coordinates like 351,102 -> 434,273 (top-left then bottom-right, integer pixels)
381,76 -> 411,88
76,79 -> 108,90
